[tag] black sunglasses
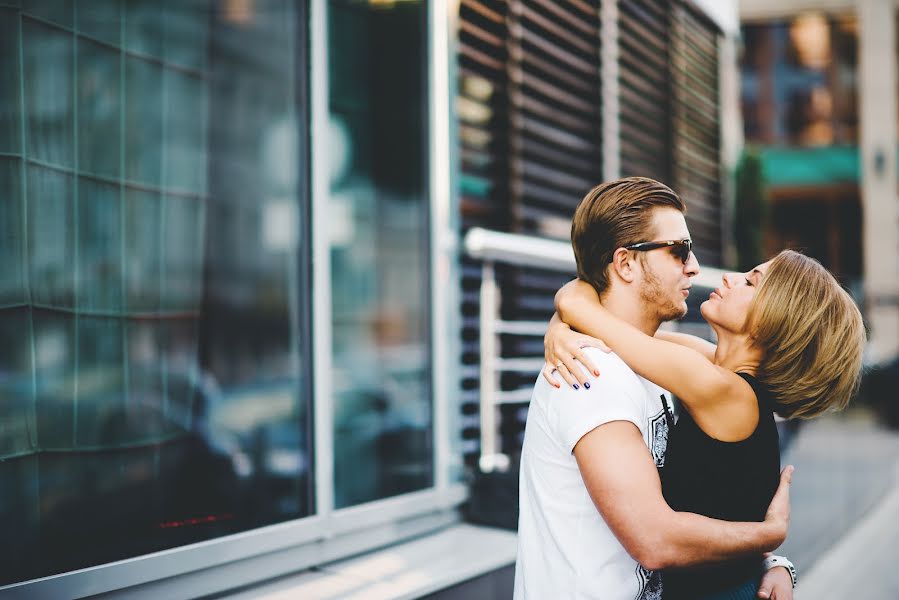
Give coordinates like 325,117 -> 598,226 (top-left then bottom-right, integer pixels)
624,238 -> 693,264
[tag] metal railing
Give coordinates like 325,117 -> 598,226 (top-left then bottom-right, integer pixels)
463,227 -> 726,473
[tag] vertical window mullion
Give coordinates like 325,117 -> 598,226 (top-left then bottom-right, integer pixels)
310,0 -> 335,527
429,0 -> 456,495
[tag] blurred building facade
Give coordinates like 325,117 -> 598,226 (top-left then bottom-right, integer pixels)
0,0 -> 738,597
740,0 -> 899,363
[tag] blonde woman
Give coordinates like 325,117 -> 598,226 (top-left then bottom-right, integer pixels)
543,250 -> 865,600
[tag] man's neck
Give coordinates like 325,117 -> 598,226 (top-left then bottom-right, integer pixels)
599,290 -> 661,337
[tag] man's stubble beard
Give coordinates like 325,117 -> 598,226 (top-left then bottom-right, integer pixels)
639,260 -> 687,323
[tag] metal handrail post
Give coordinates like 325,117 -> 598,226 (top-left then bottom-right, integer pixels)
478,260 -> 508,472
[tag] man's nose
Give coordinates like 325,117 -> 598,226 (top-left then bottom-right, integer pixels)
684,251 -> 700,277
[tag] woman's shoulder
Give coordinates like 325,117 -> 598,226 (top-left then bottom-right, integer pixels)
687,371 -> 764,442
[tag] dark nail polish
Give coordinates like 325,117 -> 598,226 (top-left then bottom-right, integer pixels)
584,382 -> 591,389
573,384 -> 579,390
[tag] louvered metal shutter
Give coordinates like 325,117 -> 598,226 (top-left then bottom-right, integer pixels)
458,0 -> 510,461
507,0 -> 603,237
502,1 -> 603,459
457,0 -> 603,465
670,3 -> 722,266
618,0 -> 671,182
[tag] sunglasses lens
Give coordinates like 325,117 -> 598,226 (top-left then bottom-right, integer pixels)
675,242 -> 690,263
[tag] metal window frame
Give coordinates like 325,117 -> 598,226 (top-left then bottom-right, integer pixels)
2,1 -> 465,598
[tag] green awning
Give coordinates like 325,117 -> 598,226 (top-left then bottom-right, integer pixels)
759,145 -> 860,187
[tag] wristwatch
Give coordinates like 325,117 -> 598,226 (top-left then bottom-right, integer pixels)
763,554 -> 797,589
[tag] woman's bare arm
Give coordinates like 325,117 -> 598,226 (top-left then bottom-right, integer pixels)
553,279 -> 739,413
654,330 -> 717,362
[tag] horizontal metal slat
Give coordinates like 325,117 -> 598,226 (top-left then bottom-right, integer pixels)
512,113 -> 596,153
518,4 -> 596,57
513,70 -> 599,115
512,156 -> 598,196
459,44 -> 506,73
494,320 -> 549,336
518,136 -> 600,176
517,48 -> 599,96
512,87 -> 599,133
525,0 -> 598,38
461,0 -> 505,25
520,26 -> 597,76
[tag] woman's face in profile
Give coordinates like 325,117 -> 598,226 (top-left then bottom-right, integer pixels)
701,259 -> 773,333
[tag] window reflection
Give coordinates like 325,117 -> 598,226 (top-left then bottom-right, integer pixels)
328,0 -> 433,509
0,1 -> 311,585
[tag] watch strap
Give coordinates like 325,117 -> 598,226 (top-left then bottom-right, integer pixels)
763,554 -> 797,589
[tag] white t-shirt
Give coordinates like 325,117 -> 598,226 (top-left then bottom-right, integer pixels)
513,348 -> 673,600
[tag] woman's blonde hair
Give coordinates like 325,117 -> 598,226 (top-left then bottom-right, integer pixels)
748,250 -> 866,419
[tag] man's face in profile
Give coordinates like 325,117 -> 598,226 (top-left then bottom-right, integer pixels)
634,207 -> 699,323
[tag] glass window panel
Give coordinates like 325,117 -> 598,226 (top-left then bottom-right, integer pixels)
164,70 -> 206,194
0,455 -> 39,585
124,188 -> 162,312
163,0 -> 207,71
0,9 -> 21,154
162,196 -> 204,312
21,0 -> 72,28
77,39 -> 121,179
23,18 -> 74,169
33,309 -> 76,450
0,158 -> 25,306
124,0 -> 164,59
0,307 -> 36,458
72,316 -> 125,448
329,0 -> 432,509
77,177 -> 123,313
76,0 -> 121,47
28,165 -> 75,308
125,56 -> 163,186
0,0 -> 313,585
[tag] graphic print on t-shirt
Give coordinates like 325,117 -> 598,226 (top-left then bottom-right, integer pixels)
648,405 -> 670,468
634,564 -> 663,600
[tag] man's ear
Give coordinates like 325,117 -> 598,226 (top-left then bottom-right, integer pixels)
610,247 -> 637,283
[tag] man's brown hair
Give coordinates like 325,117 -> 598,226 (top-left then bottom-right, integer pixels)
571,177 -> 686,296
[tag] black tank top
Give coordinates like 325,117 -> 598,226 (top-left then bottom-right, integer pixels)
660,372 -> 781,599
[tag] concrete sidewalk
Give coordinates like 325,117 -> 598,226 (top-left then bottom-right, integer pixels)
777,411 -> 899,599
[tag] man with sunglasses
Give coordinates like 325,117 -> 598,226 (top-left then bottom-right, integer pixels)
513,178 -> 795,600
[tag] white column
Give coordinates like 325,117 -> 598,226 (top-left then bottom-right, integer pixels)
859,0 -> 899,363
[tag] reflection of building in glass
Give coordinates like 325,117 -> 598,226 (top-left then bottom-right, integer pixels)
740,0 -> 899,362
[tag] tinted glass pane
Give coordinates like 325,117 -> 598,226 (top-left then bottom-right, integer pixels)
328,0 -> 432,508
164,70 -> 206,194
164,1 -> 207,71
77,177 -> 123,312
28,165 -> 75,308
0,9 -> 21,154
0,307 -> 35,458
0,0 -> 311,586
124,0 -> 163,59
77,39 -> 121,179
76,0 -> 121,46
33,309 -> 76,449
162,196 -> 204,312
124,189 -> 162,312
21,0 -> 72,28
23,18 -> 74,169
124,56 -> 162,186
0,158 -> 25,306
